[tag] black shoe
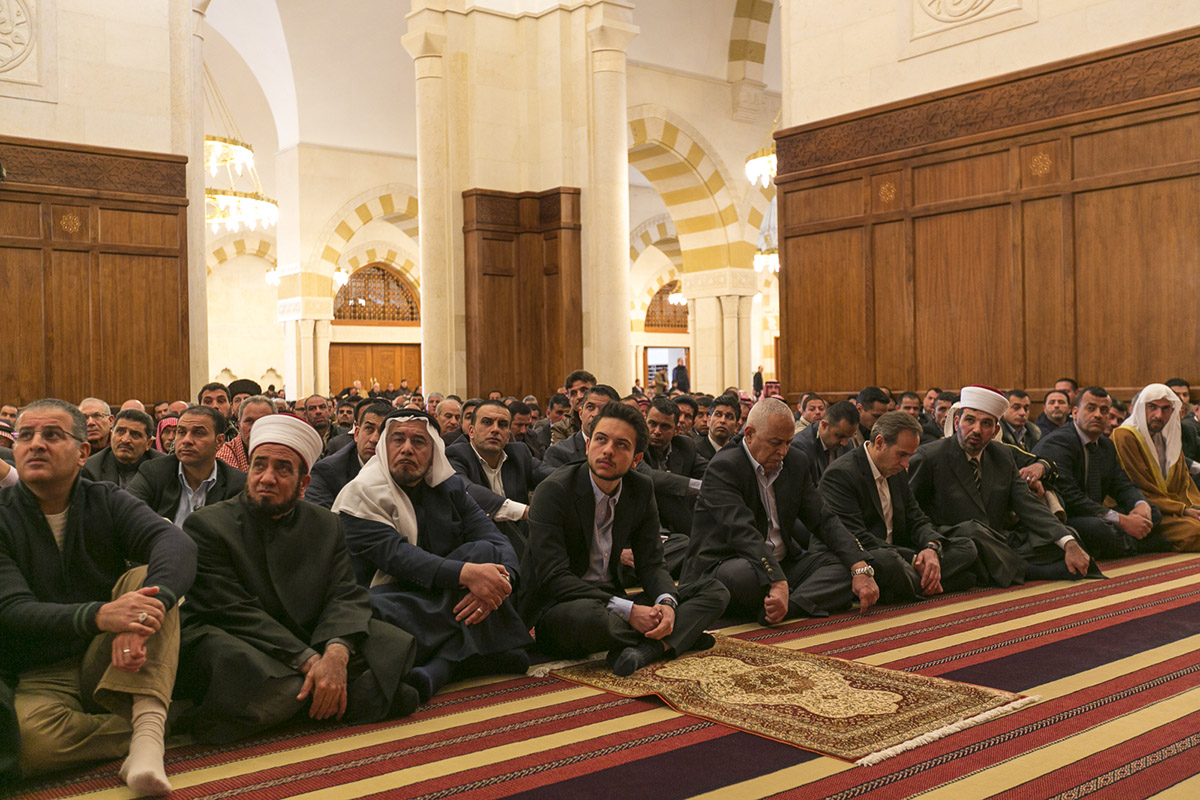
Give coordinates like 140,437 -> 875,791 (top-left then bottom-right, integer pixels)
688,633 -> 716,653
612,641 -> 666,677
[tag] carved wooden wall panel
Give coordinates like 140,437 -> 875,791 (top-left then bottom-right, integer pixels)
0,135 -> 189,406
329,344 -> 422,394
462,187 -> 582,401
775,27 -> 1200,403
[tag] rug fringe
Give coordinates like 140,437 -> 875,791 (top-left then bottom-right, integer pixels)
529,655 -> 605,678
855,695 -> 1042,767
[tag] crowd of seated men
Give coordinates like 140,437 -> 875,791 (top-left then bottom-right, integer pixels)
3,371 -> 1200,794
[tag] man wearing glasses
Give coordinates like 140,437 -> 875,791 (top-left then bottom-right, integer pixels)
0,399 -> 196,795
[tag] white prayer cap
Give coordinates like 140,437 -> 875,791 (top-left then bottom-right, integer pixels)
248,413 -> 324,471
958,385 -> 1008,421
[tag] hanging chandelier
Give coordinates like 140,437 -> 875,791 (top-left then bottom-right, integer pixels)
745,144 -> 776,189
667,289 -> 687,306
333,266 -> 350,290
202,64 -> 278,235
753,195 -> 780,273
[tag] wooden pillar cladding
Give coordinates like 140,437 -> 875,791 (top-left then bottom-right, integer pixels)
0,135 -> 189,407
462,187 -> 582,401
774,27 -> 1200,406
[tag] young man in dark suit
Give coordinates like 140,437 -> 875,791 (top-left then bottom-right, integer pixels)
682,398 -> 879,624
543,385 -> 619,468
1034,386 -> 1169,558
820,411 -> 979,602
910,386 -> 1093,583
695,392 -> 740,460
126,405 -> 245,526
523,402 -> 728,676
790,399 -> 859,484
305,400 -> 391,508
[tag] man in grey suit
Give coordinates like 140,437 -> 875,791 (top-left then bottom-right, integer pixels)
821,412 -> 979,602
909,386 -> 1093,584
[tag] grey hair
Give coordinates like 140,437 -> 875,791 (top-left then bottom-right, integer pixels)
745,397 -> 793,430
78,397 -> 111,413
238,395 -> 276,420
18,398 -> 88,443
870,410 -> 924,446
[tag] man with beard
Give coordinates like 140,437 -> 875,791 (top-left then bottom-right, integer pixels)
303,395 -> 336,447
507,400 -> 544,459
523,402 -> 728,674
1000,389 -> 1041,450
1035,389 -> 1071,437
127,406 -> 246,526
1112,384 -> 1200,551
306,400 -> 391,509
673,395 -> 699,437
82,409 -> 163,488
215,396 -> 275,472
696,392 -> 739,460
176,415 -> 418,742
921,391 -> 957,444
335,410 -> 531,702
851,387 -> 891,448
544,385 -> 620,467
910,386 -> 1094,584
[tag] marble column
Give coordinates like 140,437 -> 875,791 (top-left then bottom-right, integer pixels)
171,0 -> 211,395
738,295 -> 755,390
313,319 -> 332,396
584,3 -> 638,387
297,319 -> 316,400
402,14 -> 453,395
687,297 -> 699,389
719,295 -> 740,389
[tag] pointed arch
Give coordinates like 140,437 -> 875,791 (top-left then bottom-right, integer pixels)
339,239 -> 420,290
309,183 -> 420,273
206,233 -> 277,273
629,213 -> 683,270
727,0 -> 776,84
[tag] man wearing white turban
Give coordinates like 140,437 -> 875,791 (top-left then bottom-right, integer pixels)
176,414 -> 420,743
910,386 -> 1095,584
334,410 -> 532,703
1111,384 -> 1200,551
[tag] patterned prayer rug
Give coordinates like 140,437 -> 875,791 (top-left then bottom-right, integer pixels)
552,635 -> 1036,764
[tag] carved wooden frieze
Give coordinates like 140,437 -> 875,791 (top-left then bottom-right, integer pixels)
0,139 -> 187,197
777,32 -> 1200,177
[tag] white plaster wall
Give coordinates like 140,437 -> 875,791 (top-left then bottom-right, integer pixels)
628,184 -> 670,230
784,0 -> 1200,126
0,0 -> 176,152
206,253 -> 286,383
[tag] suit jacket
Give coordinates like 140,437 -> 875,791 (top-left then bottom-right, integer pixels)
444,438 -> 554,517
533,417 -> 554,454
682,441 -> 864,587
920,417 -> 944,446
127,454 -> 247,523
695,435 -> 721,461
819,445 -> 942,552
544,430 -> 587,468
999,419 -> 1041,450
790,423 -> 850,484
0,447 -> 12,467
81,447 -> 163,488
1033,423 -> 1146,517
522,461 -> 675,625
514,432 -> 545,461
305,441 -> 362,509
1035,413 -> 1064,438
643,434 -> 709,534
909,436 -> 1067,551
323,431 -> 353,459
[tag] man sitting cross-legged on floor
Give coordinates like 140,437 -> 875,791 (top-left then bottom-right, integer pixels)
522,402 -> 729,676
176,414 -> 419,743
819,411 -> 979,602
335,410 -> 533,702
682,398 -> 880,624
1,399 -> 196,796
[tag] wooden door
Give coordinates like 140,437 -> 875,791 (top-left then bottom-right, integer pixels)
329,344 -> 422,395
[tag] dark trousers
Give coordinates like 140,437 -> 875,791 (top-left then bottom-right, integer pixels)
864,537 -> 979,603
1068,513 -> 1172,559
714,552 -> 852,619
618,533 -> 690,585
535,578 -> 728,658
0,678 -> 18,787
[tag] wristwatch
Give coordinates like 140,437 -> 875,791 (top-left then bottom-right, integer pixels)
851,565 -> 875,578
659,597 -> 679,609
923,541 -> 944,556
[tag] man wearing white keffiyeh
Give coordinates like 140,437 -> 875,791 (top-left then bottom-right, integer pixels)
1112,384 -> 1200,551
334,409 -> 532,702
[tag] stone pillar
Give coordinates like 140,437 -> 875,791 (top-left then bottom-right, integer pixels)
583,3 -> 638,387
171,0 -> 211,395
720,295 -> 740,389
297,319 -> 316,399
738,295 -> 755,390
282,319 -> 300,401
402,13 -> 454,395
687,297 -> 699,388
693,296 -> 724,394
313,319 -> 332,396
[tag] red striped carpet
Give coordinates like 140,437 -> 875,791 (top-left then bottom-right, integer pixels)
8,552 -> 1200,800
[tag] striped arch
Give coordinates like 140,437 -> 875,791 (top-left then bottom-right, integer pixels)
339,239 -> 421,290
728,0 -> 775,84
206,233 -> 276,273
309,183 -> 420,272
632,264 -> 682,319
629,214 -> 683,270
628,106 -> 743,273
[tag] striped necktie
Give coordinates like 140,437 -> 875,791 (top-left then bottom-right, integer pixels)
969,457 -> 982,493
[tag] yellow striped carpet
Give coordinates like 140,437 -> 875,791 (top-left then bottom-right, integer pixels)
10,552 -> 1200,800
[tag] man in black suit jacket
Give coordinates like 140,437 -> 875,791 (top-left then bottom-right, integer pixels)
682,399 -> 879,623
636,396 -> 708,579
820,412 -> 979,602
999,389 -> 1041,451
791,400 -> 858,484
695,392 -> 739,460
909,386 -> 1093,584
524,403 -> 728,675
81,408 -> 163,489
127,406 -> 245,525
306,400 -> 391,508
1033,387 -> 1168,558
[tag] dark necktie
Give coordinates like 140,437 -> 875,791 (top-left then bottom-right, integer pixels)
969,457 -> 982,493
1085,441 -> 1102,502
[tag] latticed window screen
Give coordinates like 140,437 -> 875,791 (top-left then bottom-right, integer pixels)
644,280 -> 688,331
334,265 -> 420,322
